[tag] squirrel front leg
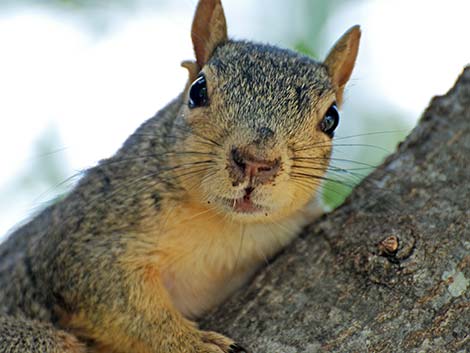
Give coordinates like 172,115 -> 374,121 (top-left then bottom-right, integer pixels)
67,264 -> 244,353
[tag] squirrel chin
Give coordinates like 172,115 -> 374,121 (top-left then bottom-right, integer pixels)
210,196 -> 290,223
211,196 -> 267,217
226,197 -> 264,214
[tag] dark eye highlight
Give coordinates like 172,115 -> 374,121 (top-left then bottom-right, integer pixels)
320,103 -> 340,137
188,74 -> 209,109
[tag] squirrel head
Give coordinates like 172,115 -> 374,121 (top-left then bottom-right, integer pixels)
172,0 -> 361,223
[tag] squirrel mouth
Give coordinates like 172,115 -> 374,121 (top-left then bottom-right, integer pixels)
232,196 -> 260,213
225,187 -> 263,214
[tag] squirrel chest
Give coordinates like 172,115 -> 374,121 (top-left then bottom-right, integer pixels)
0,0 -> 361,351
132,201 -> 311,319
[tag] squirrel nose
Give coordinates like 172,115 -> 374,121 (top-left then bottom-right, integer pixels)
230,148 -> 280,185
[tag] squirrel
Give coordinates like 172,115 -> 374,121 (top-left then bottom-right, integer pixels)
0,0 -> 360,352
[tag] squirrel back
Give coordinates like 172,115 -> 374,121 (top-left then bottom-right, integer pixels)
0,1 -> 360,352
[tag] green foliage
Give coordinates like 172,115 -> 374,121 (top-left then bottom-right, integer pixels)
285,0 -> 412,210
0,0 -> 413,217
2,0 -> 134,9
20,127 -> 69,190
294,41 -> 318,58
321,109 -> 410,210
12,126 -> 73,207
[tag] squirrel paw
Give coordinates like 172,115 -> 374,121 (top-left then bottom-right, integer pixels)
228,343 -> 249,353
199,331 -> 249,353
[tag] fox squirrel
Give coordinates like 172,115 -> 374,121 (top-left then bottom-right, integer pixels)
0,0 -> 360,352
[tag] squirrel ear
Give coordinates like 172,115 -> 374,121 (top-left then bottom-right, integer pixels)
191,0 -> 228,69
324,25 -> 361,105
181,60 -> 200,84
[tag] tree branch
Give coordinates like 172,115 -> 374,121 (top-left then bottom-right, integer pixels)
204,67 -> 470,353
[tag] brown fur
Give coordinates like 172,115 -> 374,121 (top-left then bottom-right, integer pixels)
324,25 -> 361,106
192,0 -> 228,68
0,0 -> 360,352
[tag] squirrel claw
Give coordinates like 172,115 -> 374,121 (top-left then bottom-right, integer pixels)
200,331 -> 248,353
228,343 -> 249,353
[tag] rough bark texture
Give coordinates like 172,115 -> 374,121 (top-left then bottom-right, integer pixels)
203,67 -> 470,353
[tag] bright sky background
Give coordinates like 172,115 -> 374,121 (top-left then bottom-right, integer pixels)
0,0 -> 469,237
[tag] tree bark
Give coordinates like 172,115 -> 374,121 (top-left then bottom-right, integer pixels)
203,67 -> 470,353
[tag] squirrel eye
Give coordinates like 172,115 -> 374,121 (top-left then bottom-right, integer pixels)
188,74 -> 209,109
320,103 -> 340,137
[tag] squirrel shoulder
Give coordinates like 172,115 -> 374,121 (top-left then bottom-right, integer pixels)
0,0 -> 360,352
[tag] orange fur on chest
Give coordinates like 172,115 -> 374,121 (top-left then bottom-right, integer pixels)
125,200 -> 315,319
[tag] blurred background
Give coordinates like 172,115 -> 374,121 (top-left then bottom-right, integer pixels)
0,0 -> 469,238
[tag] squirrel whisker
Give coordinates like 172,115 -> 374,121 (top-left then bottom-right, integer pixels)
0,1 -> 363,351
